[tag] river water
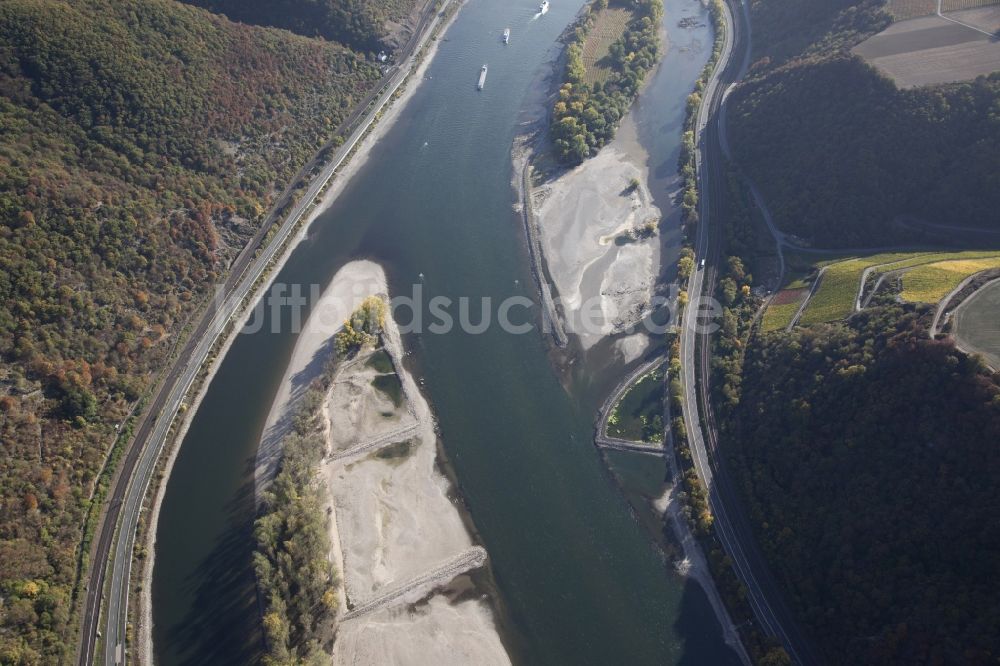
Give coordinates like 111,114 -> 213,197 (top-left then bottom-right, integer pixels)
152,1 -> 737,664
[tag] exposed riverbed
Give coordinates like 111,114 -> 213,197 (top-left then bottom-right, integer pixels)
151,0 -> 737,663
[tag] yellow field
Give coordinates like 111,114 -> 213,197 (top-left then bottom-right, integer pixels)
798,252 -> 921,325
581,7 -> 630,85
791,250 -> 1000,325
901,257 -> 1000,303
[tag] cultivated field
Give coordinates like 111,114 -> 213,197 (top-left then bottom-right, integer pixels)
798,252 -> 923,325
853,6 -> 1000,87
767,250 -> 1000,326
581,7 -> 631,85
761,288 -> 809,332
941,0 -> 1000,12
900,257 -> 1000,302
889,0 -> 1000,20
888,0 -> 937,20
952,279 -> 1000,369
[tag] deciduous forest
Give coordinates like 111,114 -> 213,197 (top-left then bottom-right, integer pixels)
179,0 -> 420,53
722,305 -> 1000,663
0,0 -> 393,660
728,0 -> 1000,246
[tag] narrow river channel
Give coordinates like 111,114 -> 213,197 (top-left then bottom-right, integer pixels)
152,0 -> 738,663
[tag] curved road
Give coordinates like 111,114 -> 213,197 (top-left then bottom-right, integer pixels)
679,0 -> 818,663
77,3 -> 450,664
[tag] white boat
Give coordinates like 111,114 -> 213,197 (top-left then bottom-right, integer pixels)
478,64 -> 488,90
539,1 -> 549,14
503,27 -> 511,44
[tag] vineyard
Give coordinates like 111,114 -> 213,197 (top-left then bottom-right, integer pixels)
900,257 -> 1000,303
888,0 -> 1000,20
760,287 -> 808,332
941,0 -> 1000,11
759,250 -> 1000,330
581,7 -> 630,85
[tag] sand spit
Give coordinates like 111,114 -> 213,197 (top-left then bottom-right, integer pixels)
258,260 -> 510,664
255,260 -> 386,497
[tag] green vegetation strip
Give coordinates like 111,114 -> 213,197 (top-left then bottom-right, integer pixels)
254,376 -> 339,664
607,368 -> 665,443
677,0 -> 726,227
255,298 -> 386,661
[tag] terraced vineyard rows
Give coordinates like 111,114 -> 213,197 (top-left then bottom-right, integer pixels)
798,252 -> 922,325
888,0 -> 937,20
901,257 -> 1000,302
889,0 -> 1000,19
760,287 -> 808,332
761,250 -> 1000,329
581,7 -> 630,85
941,0 -> 1000,11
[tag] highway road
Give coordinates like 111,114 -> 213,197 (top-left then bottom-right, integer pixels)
678,0 -> 818,663
76,3 -> 450,664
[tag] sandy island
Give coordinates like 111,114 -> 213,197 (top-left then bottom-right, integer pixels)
137,4 -> 466,662
257,261 -> 510,665
514,69 -> 665,361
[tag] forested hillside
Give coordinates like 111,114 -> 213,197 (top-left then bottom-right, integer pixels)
180,0 -> 421,53
722,305 -> 1000,663
0,0 -> 382,661
728,0 -> 1000,247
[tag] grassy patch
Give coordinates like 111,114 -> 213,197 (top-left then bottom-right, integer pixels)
761,288 -> 808,332
901,257 -> 1000,303
365,348 -> 394,373
581,7 -> 631,85
371,373 -> 403,408
374,439 -> 414,461
607,368 -> 665,443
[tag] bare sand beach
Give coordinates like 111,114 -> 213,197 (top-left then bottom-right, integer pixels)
258,260 -> 510,664
532,140 -> 662,351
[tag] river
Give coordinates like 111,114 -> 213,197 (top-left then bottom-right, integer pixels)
151,0 -> 738,664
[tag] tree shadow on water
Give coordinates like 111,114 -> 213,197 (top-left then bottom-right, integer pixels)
673,576 -> 744,666
162,469 -> 263,666
256,336 -> 336,486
